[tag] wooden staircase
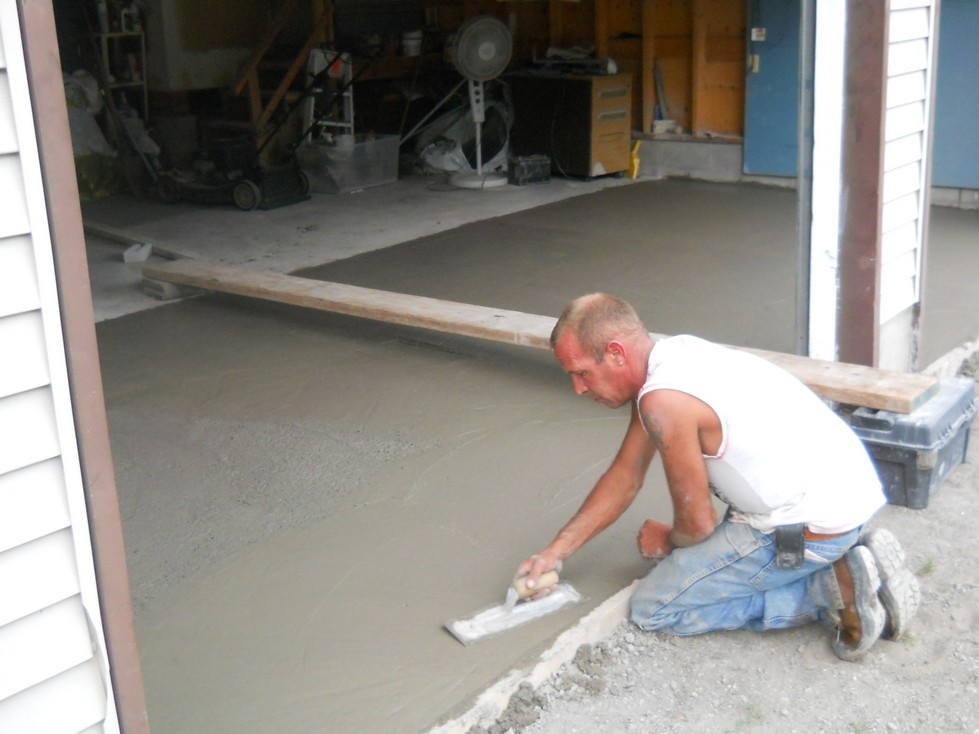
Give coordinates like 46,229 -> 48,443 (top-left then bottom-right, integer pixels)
216,0 -> 335,159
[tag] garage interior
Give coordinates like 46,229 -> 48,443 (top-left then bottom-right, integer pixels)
45,0 -> 979,732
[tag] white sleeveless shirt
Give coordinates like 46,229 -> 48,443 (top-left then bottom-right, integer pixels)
637,335 -> 885,533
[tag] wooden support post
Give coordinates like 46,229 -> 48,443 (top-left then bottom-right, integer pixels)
641,0 -> 656,133
310,0 -> 334,45
20,2 -> 150,731
245,68 -> 262,130
594,0 -> 610,57
549,0 -> 563,44
691,0 -> 707,134
838,0 -> 888,366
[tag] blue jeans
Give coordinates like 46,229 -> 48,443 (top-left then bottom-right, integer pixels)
630,520 -> 861,635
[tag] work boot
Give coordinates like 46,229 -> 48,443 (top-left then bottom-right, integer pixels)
831,545 -> 886,662
860,527 -> 920,640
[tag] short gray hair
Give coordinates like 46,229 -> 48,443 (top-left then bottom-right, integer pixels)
550,293 -> 647,361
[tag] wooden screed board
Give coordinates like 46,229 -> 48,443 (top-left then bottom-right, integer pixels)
143,259 -> 939,414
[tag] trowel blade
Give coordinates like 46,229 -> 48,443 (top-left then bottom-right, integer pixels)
443,583 -> 584,646
503,586 -> 519,613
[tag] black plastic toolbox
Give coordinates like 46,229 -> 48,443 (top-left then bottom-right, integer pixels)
845,377 -> 977,509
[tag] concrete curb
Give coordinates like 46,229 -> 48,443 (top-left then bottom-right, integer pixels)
923,335 -> 979,379
428,581 -> 639,734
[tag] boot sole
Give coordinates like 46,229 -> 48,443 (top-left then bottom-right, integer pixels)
860,528 -> 920,640
832,546 -> 886,662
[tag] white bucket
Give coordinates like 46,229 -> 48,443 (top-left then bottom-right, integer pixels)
402,30 -> 423,56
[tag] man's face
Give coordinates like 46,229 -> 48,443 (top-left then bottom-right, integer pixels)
553,332 -> 631,408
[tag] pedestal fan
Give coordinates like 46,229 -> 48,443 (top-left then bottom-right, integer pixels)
447,16 -> 512,188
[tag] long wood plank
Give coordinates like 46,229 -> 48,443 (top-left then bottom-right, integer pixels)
142,259 -> 939,413
143,259 -> 556,349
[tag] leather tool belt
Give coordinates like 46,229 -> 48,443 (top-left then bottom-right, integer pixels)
775,524 -> 849,569
775,523 -> 806,569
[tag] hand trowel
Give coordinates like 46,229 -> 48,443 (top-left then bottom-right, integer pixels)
444,570 -> 584,645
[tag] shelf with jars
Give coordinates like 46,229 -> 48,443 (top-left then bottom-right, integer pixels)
97,30 -> 147,121
94,1 -> 147,121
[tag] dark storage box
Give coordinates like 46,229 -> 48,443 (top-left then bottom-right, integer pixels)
846,378 -> 976,509
508,155 -> 551,186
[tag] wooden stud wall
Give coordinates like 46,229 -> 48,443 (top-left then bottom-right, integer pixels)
599,0 -> 748,136
691,0 -> 744,136
596,0 -> 644,134
547,0 -> 596,46
641,0 -> 693,132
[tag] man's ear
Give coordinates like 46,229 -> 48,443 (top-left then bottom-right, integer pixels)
606,340 -> 626,366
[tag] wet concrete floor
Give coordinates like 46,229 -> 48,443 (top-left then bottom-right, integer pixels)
89,178 -> 979,732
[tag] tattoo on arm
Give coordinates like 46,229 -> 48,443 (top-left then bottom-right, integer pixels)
642,411 -> 667,450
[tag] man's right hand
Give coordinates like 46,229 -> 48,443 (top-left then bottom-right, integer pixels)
514,553 -> 563,599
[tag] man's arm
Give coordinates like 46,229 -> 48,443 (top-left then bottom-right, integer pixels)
637,389 -> 718,556
519,402 -> 657,588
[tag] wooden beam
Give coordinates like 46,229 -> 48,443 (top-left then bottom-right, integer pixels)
144,259 -> 555,349
142,259 -> 940,414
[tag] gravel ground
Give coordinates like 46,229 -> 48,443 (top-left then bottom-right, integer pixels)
475,373 -> 979,734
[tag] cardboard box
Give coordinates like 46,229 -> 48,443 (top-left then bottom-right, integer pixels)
846,378 -> 976,509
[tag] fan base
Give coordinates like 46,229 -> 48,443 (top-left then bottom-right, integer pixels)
449,171 -> 509,189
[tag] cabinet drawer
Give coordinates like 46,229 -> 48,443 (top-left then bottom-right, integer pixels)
593,107 -> 630,133
591,131 -> 631,176
592,78 -> 631,114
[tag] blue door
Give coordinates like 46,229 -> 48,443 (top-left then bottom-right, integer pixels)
743,0 -> 799,177
932,0 -> 979,189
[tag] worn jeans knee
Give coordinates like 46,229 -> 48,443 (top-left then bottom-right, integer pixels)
629,520 -> 859,636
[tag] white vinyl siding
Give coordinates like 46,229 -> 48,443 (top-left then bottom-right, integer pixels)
879,1 -> 937,323
0,1 -> 118,731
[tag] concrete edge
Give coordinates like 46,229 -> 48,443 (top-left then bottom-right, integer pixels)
428,581 -> 639,734
923,335 -> 979,378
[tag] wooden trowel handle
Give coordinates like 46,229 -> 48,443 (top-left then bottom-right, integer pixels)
511,569 -> 560,600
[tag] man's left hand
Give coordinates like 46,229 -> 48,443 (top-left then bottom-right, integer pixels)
637,518 -> 672,559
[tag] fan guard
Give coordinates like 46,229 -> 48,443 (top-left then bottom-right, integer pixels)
449,16 -> 512,82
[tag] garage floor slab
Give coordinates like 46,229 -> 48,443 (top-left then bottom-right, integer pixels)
83,175 -> 979,733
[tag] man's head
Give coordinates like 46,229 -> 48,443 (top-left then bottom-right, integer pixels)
550,294 -> 652,408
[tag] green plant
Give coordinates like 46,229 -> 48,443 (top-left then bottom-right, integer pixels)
735,702 -> 763,728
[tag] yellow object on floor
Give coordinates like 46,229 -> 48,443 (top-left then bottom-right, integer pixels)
628,140 -> 641,180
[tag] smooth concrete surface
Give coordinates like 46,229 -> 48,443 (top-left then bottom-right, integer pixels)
98,300 -> 656,733
82,175 -> 979,733
298,180 -> 801,353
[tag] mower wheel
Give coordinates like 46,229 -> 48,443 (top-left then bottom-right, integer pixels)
233,180 -> 262,211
